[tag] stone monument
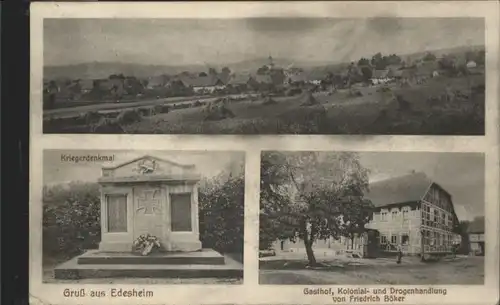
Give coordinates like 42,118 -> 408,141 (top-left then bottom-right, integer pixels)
53,155 -> 243,280
97,155 -> 202,252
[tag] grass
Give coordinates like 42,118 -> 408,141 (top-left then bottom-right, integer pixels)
259,255 -> 484,285
44,75 -> 485,135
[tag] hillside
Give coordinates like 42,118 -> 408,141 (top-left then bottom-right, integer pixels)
44,44 -> 484,80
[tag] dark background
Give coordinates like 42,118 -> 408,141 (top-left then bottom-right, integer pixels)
3,1 -> 29,305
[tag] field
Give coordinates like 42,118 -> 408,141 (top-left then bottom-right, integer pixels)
43,75 -> 485,135
259,255 -> 484,285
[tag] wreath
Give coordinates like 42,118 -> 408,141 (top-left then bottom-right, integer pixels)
133,233 -> 161,256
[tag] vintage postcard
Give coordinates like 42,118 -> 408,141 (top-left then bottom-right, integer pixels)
30,1 -> 499,305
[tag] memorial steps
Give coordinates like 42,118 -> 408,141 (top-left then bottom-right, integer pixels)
53,249 -> 243,279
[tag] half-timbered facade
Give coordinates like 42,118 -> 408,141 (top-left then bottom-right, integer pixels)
365,172 -> 460,256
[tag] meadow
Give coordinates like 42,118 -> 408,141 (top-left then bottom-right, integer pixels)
43,74 -> 485,135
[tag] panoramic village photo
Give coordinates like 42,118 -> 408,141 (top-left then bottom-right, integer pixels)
43,18 -> 485,135
42,150 -> 244,284
259,151 -> 485,285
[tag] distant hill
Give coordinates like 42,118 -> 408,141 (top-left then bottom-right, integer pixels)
44,62 -> 208,80
44,44 -> 484,80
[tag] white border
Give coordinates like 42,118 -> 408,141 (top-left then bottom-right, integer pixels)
30,2 -> 499,305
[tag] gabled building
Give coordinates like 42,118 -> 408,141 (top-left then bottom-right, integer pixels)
184,75 -> 225,93
146,75 -> 170,89
365,172 -> 460,256
227,74 -> 252,91
467,216 -> 485,256
370,70 -> 392,85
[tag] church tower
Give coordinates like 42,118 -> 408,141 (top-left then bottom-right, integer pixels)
268,55 -> 275,69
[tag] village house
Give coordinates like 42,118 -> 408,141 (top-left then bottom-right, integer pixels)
79,79 -> 94,94
146,75 -> 170,89
248,74 -> 274,91
364,172 -> 460,256
467,216 -> 485,256
371,69 -> 392,85
227,74 -> 252,92
185,75 -> 226,93
305,70 -> 329,86
269,172 -> 461,259
285,72 -> 308,86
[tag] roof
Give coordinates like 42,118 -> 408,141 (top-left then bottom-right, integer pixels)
79,79 -> 94,90
218,72 -> 231,84
391,70 -> 404,78
365,172 -> 433,208
306,69 -> 329,81
102,155 -> 195,170
185,75 -> 222,87
386,64 -> 402,71
254,74 -> 273,84
288,73 -> 308,83
400,69 -> 416,78
467,216 -> 485,233
228,74 -> 251,85
148,75 -> 167,87
372,70 -> 389,79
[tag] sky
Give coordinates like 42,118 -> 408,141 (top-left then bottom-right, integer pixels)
358,152 -> 485,221
44,17 -> 485,67
43,150 -> 245,186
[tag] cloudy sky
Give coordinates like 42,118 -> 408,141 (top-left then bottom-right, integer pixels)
358,152 -> 484,221
44,17 -> 484,66
43,150 -> 244,185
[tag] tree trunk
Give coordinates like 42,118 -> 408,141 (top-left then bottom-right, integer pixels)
302,224 -> 317,266
304,240 -> 317,266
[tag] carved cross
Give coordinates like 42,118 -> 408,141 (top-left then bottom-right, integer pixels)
137,190 -> 161,214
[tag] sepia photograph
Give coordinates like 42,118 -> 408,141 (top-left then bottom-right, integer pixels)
259,151 -> 485,285
42,17 -> 485,135
41,150 -> 244,284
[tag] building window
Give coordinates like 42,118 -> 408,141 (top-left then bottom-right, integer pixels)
381,235 -> 388,244
391,235 -> 398,244
392,211 -> 398,219
381,212 -> 388,221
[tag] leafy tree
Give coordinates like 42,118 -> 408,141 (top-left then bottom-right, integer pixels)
385,54 -> 402,65
475,50 -> 485,65
438,55 -> 458,76
199,167 -> 245,255
222,67 -> 231,75
43,182 -> 101,258
371,53 -> 383,66
423,52 -> 437,62
199,72 -> 208,77
260,151 -> 372,266
208,67 -> 218,75
360,66 -> 373,82
357,58 -> 370,66
257,65 -> 270,75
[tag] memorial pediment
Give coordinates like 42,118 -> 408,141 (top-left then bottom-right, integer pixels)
98,155 -> 200,183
